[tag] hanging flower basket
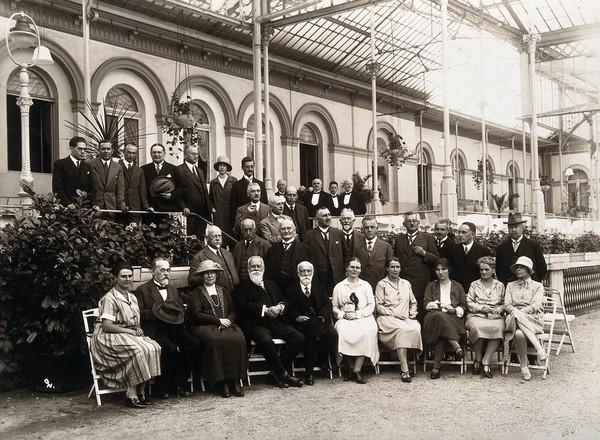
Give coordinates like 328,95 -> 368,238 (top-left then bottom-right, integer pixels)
162,94 -> 205,158
380,133 -> 415,168
174,113 -> 198,129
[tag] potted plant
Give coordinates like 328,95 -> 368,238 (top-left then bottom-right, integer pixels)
162,94 -> 205,159
352,171 -> 387,206
540,175 -> 554,192
380,133 -> 415,168
472,158 -> 496,190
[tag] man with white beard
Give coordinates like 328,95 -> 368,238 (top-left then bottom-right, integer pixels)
233,256 -> 305,388
284,261 -> 338,386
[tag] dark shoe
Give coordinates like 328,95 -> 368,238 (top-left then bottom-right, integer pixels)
430,368 -> 441,380
482,365 -> 493,379
232,381 -> 245,397
454,348 -> 463,361
355,372 -> 366,384
284,374 -> 303,388
220,382 -> 231,398
137,395 -> 152,406
268,374 -> 289,388
177,387 -> 192,398
125,397 -> 146,409
152,392 -> 170,399
472,361 -> 481,375
401,371 -> 412,383
304,375 -> 314,386
343,369 -> 353,382
317,362 -> 331,373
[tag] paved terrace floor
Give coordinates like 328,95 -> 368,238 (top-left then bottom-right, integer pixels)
1,309 -> 599,440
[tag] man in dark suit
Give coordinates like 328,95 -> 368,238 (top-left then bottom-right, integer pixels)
302,178 -> 333,218
355,216 -> 394,290
274,179 -> 287,197
283,185 -> 311,242
449,221 -> 492,294
495,213 -> 547,285
394,211 -> 439,325
304,207 -> 345,295
259,195 -> 293,243
339,208 -> 365,265
135,257 -> 200,399
118,142 -> 151,225
232,218 -> 271,281
234,182 -> 270,236
284,261 -> 338,385
233,256 -> 304,388
52,136 -> 91,206
188,225 -> 239,291
340,179 -> 367,215
328,181 -> 341,216
264,219 -> 313,292
229,156 -> 267,224
177,145 -> 211,239
88,140 -> 125,219
433,219 -> 458,260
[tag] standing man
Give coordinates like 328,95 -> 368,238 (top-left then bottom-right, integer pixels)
433,219 -> 457,260
285,261 -> 338,386
232,218 -> 271,281
274,179 -> 287,197
234,182 -> 270,235
229,156 -> 267,224
496,213 -> 547,285
340,179 -> 367,215
188,225 -> 239,292
259,195 -> 293,243
339,208 -> 365,264
328,181 -> 341,216
304,207 -> 345,295
355,216 -> 394,291
52,136 -> 91,206
394,211 -> 439,324
178,146 -> 211,239
135,257 -> 200,399
118,142 -> 151,225
303,178 -> 333,218
234,256 -> 304,388
283,185 -> 311,242
448,222 -> 492,294
88,140 -> 125,219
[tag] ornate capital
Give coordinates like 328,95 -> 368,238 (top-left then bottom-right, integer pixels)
366,61 -> 380,77
522,33 -> 541,53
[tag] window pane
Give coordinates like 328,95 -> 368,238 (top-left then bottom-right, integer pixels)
106,87 -> 138,112
124,118 -> 139,147
7,69 -> 50,98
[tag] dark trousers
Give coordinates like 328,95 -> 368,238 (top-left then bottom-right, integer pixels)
301,324 -> 338,376
249,320 -> 305,378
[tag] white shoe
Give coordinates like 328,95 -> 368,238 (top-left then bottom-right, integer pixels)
521,366 -> 531,381
537,348 -> 547,362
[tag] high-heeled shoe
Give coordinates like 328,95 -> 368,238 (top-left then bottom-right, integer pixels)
482,365 -> 493,378
537,348 -> 548,362
354,372 -> 366,384
401,371 -> 412,383
125,397 -> 146,409
454,347 -> 464,361
521,366 -> 531,381
472,361 -> 481,375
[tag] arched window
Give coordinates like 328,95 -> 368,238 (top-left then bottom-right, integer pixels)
508,163 -> 519,210
105,87 -> 139,153
191,102 -> 210,175
245,114 -> 264,159
452,152 -> 466,199
417,146 -> 432,210
299,124 -> 319,188
6,69 -> 55,173
566,169 -> 589,212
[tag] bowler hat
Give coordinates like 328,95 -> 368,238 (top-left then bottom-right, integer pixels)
510,256 -> 535,275
152,300 -> 185,325
149,176 -> 175,197
504,212 -> 527,225
195,260 -> 224,274
213,156 -> 232,172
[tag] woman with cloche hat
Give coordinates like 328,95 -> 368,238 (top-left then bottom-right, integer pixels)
209,156 -> 237,247
188,260 -> 247,398
503,256 -> 547,380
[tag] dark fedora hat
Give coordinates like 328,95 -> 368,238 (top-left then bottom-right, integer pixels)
149,176 -> 175,197
152,300 -> 185,325
504,212 -> 527,225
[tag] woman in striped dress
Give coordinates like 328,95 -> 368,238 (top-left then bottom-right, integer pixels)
91,262 -> 161,408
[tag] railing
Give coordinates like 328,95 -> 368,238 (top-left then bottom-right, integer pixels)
545,253 -> 600,312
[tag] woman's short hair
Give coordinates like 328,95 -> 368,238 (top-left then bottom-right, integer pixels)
435,257 -> 452,272
477,256 -> 496,269
346,257 -> 361,268
386,256 -> 400,269
112,261 -> 134,276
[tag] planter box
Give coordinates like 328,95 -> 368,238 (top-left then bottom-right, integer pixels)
569,252 -> 586,262
31,352 -> 90,393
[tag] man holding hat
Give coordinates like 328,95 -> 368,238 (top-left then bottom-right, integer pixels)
135,257 -> 200,399
210,156 -> 237,248
496,212 -> 547,285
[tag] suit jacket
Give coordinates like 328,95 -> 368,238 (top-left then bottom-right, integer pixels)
52,156 -> 91,205
283,203 -> 311,242
259,214 -> 293,243
449,241 -> 492,294
229,177 -> 268,222
232,236 -> 272,280
304,227 -> 345,289
394,231 -> 439,297
342,229 -> 366,264
88,157 -> 125,210
233,277 -> 287,334
188,247 -> 240,292
302,191 -> 333,218
495,236 -> 547,285
140,161 -> 184,212
134,280 -> 181,339
119,161 -> 149,211
355,237 -> 394,290
177,163 -> 212,217
328,193 -> 342,216
284,280 -> 333,331
340,191 -> 367,215
435,236 -> 458,261
234,202 -> 270,234
264,240 -> 314,290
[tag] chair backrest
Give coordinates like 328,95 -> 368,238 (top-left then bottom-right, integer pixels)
541,296 -> 558,339
544,287 -> 567,314
82,308 -> 99,335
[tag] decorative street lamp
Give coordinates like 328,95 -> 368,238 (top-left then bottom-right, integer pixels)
5,11 -> 54,201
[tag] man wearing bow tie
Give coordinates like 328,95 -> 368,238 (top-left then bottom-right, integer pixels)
302,178 -> 333,218
328,181 -> 341,216
340,179 -> 367,215
274,179 -> 287,197
232,219 -> 271,281
259,195 -> 293,243
432,219 -> 457,260
52,136 -> 91,206
234,182 -> 270,237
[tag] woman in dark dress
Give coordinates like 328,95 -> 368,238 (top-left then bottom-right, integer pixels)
422,258 -> 467,379
209,156 -> 237,247
189,260 -> 248,398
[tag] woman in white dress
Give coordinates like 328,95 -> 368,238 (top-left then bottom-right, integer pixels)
332,258 -> 379,384
375,258 -> 422,383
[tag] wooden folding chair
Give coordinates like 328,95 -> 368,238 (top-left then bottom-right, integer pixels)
246,338 -> 286,385
544,288 -> 575,355
376,343 -> 418,376
423,336 -> 468,374
82,308 -> 126,406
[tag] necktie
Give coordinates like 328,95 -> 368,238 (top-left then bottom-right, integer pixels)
304,287 -> 310,297
367,240 -> 373,252
103,161 -> 109,177
464,245 -> 469,255
408,234 -> 416,245
216,248 -> 222,258
76,160 -> 80,169
156,163 -> 162,174
322,231 -> 329,246
245,240 -> 250,249
345,234 -> 352,246
512,240 -> 519,252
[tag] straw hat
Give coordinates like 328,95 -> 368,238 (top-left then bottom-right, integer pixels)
510,256 -> 535,275
195,260 -> 224,274
213,156 -> 232,172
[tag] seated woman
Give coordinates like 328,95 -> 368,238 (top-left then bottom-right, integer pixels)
465,256 -> 505,378
422,258 -> 467,380
91,262 -> 161,408
375,257 -> 422,383
504,256 -> 547,381
189,260 -> 247,398
332,258 -> 379,384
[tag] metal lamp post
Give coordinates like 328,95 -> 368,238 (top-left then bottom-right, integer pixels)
5,11 -> 54,201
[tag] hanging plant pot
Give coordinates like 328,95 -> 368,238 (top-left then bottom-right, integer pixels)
174,113 -> 197,129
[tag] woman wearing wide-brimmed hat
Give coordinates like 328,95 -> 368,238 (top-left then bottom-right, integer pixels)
209,156 -> 237,247
503,256 -> 547,380
188,260 -> 247,398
